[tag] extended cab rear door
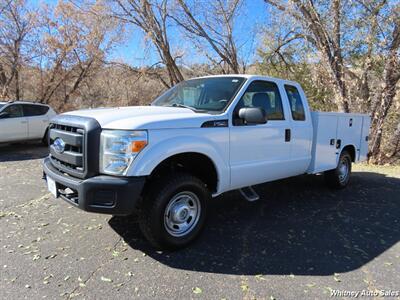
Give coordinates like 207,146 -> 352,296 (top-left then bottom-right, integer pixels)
282,84 -> 313,174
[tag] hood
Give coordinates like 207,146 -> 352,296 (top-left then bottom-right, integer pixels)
64,106 -> 217,129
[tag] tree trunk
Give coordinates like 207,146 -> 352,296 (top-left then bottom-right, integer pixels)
15,68 -> 20,101
387,120 -> 400,161
369,22 -> 400,162
0,63 -> 8,100
162,47 -> 184,86
369,83 -> 399,162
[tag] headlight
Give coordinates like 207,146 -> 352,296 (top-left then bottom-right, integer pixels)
100,130 -> 148,175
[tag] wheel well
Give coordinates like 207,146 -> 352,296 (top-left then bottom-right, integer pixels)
149,153 -> 218,193
342,145 -> 356,162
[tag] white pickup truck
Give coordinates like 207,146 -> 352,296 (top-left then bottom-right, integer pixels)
42,75 -> 370,249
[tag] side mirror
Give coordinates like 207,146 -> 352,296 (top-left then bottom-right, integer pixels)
0,112 -> 9,119
238,107 -> 267,125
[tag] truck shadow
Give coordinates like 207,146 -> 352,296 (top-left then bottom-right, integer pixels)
109,171 -> 400,276
0,143 -> 48,162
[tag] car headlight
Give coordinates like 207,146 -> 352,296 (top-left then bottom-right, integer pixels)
100,130 -> 148,175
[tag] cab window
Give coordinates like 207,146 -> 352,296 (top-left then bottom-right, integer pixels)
284,85 -> 305,121
2,104 -> 23,118
234,80 -> 284,125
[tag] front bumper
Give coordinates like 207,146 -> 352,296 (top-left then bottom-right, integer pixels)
42,157 -> 145,215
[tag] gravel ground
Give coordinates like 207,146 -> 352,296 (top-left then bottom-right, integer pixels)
0,143 -> 399,300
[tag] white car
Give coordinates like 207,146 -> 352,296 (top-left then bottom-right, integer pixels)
42,75 -> 370,249
0,101 -> 57,144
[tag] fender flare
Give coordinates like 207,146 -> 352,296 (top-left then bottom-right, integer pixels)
337,144 -> 357,163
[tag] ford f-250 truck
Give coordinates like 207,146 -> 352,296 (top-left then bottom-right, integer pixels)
42,75 -> 370,249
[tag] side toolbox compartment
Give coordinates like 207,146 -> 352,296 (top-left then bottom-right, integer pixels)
308,112 -> 339,173
359,115 -> 371,161
336,115 -> 363,161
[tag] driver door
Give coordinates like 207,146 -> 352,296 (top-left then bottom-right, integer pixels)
229,80 -> 291,189
0,104 -> 28,142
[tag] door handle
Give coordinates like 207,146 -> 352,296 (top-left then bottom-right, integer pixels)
336,139 -> 342,149
285,129 -> 291,142
21,121 -> 27,124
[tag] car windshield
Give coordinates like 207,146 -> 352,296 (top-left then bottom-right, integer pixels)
152,77 -> 246,113
0,104 -> 5,110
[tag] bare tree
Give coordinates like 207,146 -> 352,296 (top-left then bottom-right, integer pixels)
263,0 -> 353,112
262,0 -> 400,162
0,0 -> 11,14
0,0 -> 37,100
110,0 -> 184,87
173,0 -> 243,74
36,1 -> 119,108
369,20 -> 400,161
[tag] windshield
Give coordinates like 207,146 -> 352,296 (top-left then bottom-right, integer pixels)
0,104 -> 5,110
152,77 -> 246,113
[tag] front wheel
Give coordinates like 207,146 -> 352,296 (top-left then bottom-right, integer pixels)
139,173 -> 209,250
324,150 -> 352,189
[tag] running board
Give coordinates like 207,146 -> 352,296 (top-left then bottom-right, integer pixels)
239,186 -> 260,202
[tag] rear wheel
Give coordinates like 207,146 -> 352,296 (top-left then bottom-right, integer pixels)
139,173 -> 209,250
324,150 -> 352,189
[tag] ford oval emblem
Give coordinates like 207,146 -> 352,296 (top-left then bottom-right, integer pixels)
53,137 -> 66,154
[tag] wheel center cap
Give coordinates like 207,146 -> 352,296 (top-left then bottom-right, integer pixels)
171,204 -> 189,222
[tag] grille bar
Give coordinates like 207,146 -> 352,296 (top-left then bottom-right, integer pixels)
50,148 -> 83,166
49,129 -> 83,147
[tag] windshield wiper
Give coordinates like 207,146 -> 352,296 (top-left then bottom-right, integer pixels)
169,103 -> 207,113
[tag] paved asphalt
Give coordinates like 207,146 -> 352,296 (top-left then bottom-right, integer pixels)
0,143 -> 399,300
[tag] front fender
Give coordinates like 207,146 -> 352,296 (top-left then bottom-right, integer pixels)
125,134 -> 230,195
